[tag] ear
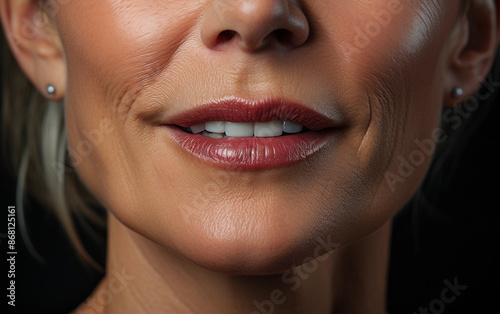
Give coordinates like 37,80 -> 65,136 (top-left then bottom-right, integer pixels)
0,0 -> 66,100
444,0 -> 500,107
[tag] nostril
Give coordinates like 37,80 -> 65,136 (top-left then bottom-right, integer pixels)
202,1 -> 310,51
273,29 -> 294,45
216,30 -> 237,45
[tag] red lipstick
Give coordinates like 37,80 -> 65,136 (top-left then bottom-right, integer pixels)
163,97 -> 341,170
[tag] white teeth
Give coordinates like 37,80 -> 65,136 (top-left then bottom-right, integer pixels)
202,131 -> 225,139
283,121 -> 303,134
254,120 -> 283,137
205,121 -> 226,133
225,122 -> 254,137
190,122 -> 206,134
192,121 -> 306,138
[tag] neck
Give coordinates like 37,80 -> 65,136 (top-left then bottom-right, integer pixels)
76,215 -> 391,314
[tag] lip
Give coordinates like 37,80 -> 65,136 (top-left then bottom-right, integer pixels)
163,96 -> 340,170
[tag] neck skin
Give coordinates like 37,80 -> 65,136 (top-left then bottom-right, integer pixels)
75,215 -> 391,314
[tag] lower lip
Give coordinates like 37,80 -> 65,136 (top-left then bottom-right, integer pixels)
165,126 -> 335,170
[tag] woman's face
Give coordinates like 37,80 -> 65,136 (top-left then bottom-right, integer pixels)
56,1 -> 459,273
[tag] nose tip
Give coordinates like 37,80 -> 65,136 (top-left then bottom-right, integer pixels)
201,0 -> 310,52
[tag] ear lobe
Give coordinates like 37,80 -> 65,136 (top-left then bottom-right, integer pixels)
444,0 -> 500,107
0,0 -> 66,100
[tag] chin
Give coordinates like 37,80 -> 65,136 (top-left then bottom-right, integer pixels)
144,197 -> 347,275
176,228 -> 328,276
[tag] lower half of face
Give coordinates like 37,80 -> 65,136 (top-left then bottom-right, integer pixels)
61,1 -> 457,274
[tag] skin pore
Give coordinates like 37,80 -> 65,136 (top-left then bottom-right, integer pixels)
1,0 -> 499,313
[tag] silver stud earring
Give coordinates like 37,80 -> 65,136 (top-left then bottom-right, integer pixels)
46,84 -> 56,96
452,87 -> 464,98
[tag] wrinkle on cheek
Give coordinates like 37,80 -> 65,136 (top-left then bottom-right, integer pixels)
357,73 -> 400,159
60,2 -> 200,122
57,2 -> 205,213
350,4 -> 453,218
349,2 -> 449,167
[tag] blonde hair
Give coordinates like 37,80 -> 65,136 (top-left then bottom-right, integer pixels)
0,27 -> 105,270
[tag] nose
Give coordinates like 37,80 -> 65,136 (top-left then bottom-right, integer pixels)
201,0 -> 310,52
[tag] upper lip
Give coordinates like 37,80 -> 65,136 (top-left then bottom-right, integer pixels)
164,96 -> 340,131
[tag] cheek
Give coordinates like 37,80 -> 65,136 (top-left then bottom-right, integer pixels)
315,1 -> 455,220
59,2 -> 200,201
59,1 -> 200,113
